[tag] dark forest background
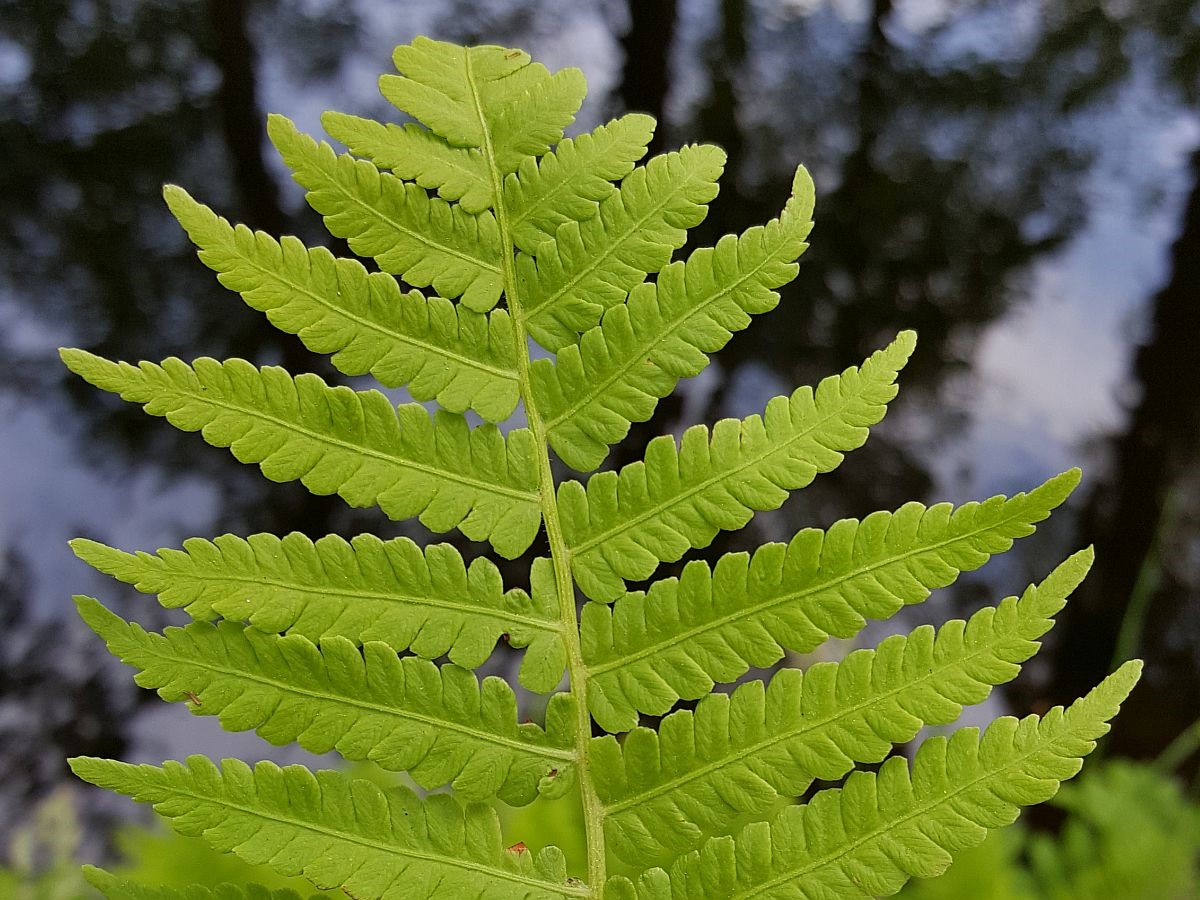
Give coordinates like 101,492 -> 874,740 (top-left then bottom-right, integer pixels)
0,0 -> 1197,850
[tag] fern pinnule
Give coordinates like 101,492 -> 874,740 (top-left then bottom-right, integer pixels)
163,184 -> 520,421
74,595 -> 575,805
69,756 -> 580,900
517,143 -> 727,351
70,534 -> 565,685
559,331 -> 915,603
532,164 -> 815,471
66,35 -> 1139,900
268,115 -> 506,312
501,113 -> 656,253
82,867 -> 310,900
320,111 -> 494,213
60,351 -> 542,557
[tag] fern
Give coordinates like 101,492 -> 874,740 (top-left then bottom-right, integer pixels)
66,36 -> 1139,899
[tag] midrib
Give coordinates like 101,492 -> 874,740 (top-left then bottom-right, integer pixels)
159,567 -> 556,633
463,50 -> 611,894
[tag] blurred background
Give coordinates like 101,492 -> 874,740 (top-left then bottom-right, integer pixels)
1,0 -> 1198,894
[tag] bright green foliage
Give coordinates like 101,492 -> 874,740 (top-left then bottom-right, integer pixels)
532,164 -> 815,471
163,185 -> 520,421
69,533 -> 565,687
592,548 -> 1097,865
70,757 -> 579,899
517,143 -> 726,351
608,662 -> 1141,899
66,36 -> 1139,900
60,352 -> 541,557
84,867 -> 312,900
580,470 -> 1079,731
899,757 -> 1200,899
75,596 -> 573,805
559,333 -> 913,602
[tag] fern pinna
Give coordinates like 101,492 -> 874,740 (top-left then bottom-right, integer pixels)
65,37 -> 1141,899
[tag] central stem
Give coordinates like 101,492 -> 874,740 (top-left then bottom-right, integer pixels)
464,57 -> 607,891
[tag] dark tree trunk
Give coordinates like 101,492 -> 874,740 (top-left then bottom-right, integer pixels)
1052,146 -> 1200,761
206,0 -> 285,235
204,0 -> 342,539
617,0 -> 678,155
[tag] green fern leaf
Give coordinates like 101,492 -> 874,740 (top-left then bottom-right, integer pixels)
321,111 -> 493,213
380,37 -> 586,174
69,756 -> 583,900
533,166 -> 815,471
594,549 -> 1093,864
70,533 -> 564,684
59,352 -> 541,557
268,115 -> 504,311
504,113 -> 656,254
560,332 -> 915,602
609,661 -> 1142,899
163,186 -> 518,421
83,867 -> 311,900
519,144 -> 727,351
580,470 -> 1077,731
76,596 -> 573,805
66,38 -> 1142,899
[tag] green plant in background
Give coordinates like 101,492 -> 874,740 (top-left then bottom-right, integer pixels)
2,788 -> 88,900
899,759 -> 1200,899
62,37 -> 1142,898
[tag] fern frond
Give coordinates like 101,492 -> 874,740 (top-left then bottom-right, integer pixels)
504,113 -> 656,254
594,549 -> 1093,864
71,534 -> 565,685
76,596 -> 573,805
380,38 -> 586,175
580,471 -> 1077,730
533,166 -> 815,471
268,115 -> 504,311
519,145 -> 727,351
609,661 -> 1142,899
66,38 -> 1141,899
59,352 -> 541,557
560,332 -> 915,602
164,186 -> 519,421
321,112 -> 493,213
83,867 -> 311,900
69,756 -> 583,900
